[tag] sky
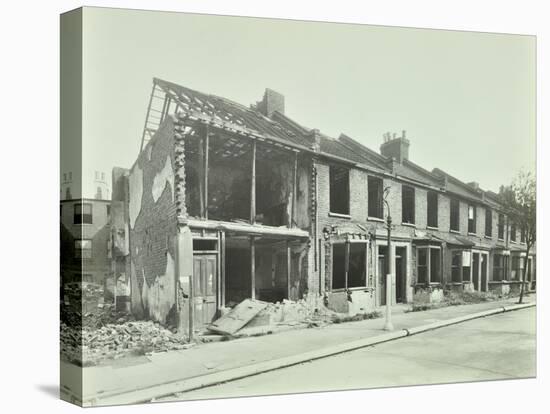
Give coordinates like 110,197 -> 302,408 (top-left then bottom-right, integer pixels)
75,7 -> 536,197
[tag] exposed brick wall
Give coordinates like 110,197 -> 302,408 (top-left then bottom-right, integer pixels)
128,118 -> 178,323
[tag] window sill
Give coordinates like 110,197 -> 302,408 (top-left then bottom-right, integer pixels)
367,216 -> 385,223
498,238 -> 505,242
450,230 -> 460,234
330,286 -> 373,293
426,226 -> 438,231
484,235 -> 492,239
401,222 -> 416,228
328,212 -> 351,219
467,232 -> 477,236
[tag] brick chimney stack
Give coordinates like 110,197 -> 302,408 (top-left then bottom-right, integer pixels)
380,130 -> 410,163
255,88 -> 285,118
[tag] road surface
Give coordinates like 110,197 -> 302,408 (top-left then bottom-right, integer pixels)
162,307 -> 536,401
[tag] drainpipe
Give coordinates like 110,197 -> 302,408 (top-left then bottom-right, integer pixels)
383,188 -> 394,331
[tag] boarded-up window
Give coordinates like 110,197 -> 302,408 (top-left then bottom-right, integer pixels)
74,203 -> 92,224
427,191 -> 438,228
367,176 -> 383,219
75,239 -> 92,259
402,186 -> 415,224
450,199 -> 460,231
329,166 -> 350,215
485,209 -> 492,237
468,205 -> 476,234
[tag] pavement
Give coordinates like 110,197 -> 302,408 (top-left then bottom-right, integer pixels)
165,306 -> 536,401
61,296 -> 535,407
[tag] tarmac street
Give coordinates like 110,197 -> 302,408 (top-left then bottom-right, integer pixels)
164,307 -> 536,401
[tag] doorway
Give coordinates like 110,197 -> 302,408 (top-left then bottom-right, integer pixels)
481,253 -> 488,292
378,246 -> 388,306
378,245 -> 407,306
472,253 -> 480,291
395,247 -> 406,303
193,254 -> 218,328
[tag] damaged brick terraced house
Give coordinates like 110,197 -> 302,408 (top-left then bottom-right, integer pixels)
110,78 -> 536,337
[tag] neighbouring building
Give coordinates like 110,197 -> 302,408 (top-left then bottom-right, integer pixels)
112,78 -> 536,335
60,171 -> 112,287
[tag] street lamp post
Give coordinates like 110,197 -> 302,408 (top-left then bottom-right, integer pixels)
383,189 -> 394,331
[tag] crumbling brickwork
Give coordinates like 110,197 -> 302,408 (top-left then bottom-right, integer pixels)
128,117 -> 178,324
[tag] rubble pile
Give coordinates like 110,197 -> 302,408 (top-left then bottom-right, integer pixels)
61,287 -> 190,366
61,319 -> 190,366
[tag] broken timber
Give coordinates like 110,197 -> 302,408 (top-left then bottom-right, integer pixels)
208,299 -> 268,336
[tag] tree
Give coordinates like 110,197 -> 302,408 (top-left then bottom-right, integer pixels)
500,171 -> 536,304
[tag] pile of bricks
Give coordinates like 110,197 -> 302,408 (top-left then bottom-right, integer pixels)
61,320 -> 192,366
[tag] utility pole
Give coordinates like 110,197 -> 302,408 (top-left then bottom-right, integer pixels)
383,187 -> 394,331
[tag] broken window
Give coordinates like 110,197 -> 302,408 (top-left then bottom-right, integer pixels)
485,209 -> 492,237
348,243 -> 367,288
329,165 -> 350,215
510,221 -> 517,242
75,239 -> 92,259
450,199 -> 460,231
468,204 -> 476,234
417,248 -> 428,284
427,191 -> 438,228
331,242 -> 367,290
416,247 -> 441,285
451,251 -> 462,282
493,254 -> 505,281
498,213 -> 505,240
367,176 -> 383,219
401,186 -> 415,224
511,256 -> 521,280
462,250 -> 471,282
193,239 -> 217,251
74,203 -> 92,224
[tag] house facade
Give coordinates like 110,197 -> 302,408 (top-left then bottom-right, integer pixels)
112,78 -> 535,335
60,198 -> 111,286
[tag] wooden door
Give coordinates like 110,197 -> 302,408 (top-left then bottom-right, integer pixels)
193,254 -> 218,328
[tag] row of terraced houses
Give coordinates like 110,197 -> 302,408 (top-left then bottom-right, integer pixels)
110,78 -> 536,333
